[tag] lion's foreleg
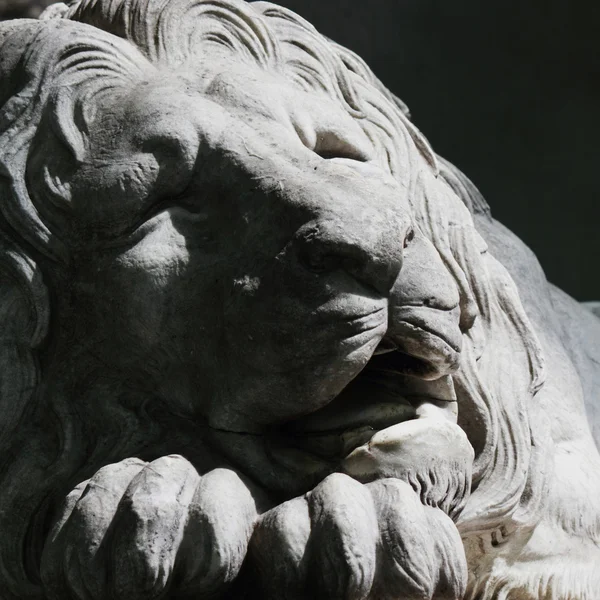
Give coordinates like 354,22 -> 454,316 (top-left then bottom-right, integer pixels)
249,474 -> 468,600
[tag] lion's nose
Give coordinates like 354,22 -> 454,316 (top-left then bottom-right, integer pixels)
295,219 -> 408,296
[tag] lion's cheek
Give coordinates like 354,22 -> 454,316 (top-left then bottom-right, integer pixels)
76,214 -> 226,397
341,417 -> 474,520
217,266 -> 388,424
210,341 -> 382,429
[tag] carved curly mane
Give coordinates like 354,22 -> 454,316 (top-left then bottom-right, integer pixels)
0,1 -> 553,597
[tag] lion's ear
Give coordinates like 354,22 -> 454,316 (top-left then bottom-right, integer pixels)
49,87 -> 90,164
41,163 -> 72,205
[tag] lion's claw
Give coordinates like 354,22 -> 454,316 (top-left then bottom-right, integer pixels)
250,475 -> 467,600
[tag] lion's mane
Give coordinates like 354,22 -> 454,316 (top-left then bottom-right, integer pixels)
0,1 -> 579,598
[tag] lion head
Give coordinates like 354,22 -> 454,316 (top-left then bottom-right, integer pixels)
0,1 -> 567,598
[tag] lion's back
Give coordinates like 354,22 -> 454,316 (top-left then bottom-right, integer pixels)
474,212 -> 600,449
549,286 -> 600,448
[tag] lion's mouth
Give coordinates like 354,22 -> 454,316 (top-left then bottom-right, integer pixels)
279,339 -> 459,460
208,313 -> 462,497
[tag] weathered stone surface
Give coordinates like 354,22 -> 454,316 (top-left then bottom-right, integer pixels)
0,1 -> 599,599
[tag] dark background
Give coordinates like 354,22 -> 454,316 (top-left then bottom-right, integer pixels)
1,0 -> 599,299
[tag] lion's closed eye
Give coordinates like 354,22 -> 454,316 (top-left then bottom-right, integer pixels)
292,115 -> 373,163
312,130 -> 371,162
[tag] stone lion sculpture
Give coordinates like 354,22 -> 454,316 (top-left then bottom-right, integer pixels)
0,1 -> 599,598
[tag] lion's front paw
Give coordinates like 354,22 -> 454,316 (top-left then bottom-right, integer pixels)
249,473 -> 467,600
40,456 -> 258,600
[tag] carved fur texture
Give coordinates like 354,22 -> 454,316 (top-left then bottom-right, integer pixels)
0,1 -> 599,599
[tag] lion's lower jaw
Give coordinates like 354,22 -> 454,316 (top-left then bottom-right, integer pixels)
464,525 -> 600,600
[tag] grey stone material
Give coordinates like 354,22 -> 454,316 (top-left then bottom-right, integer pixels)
0,1 -> 599,598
